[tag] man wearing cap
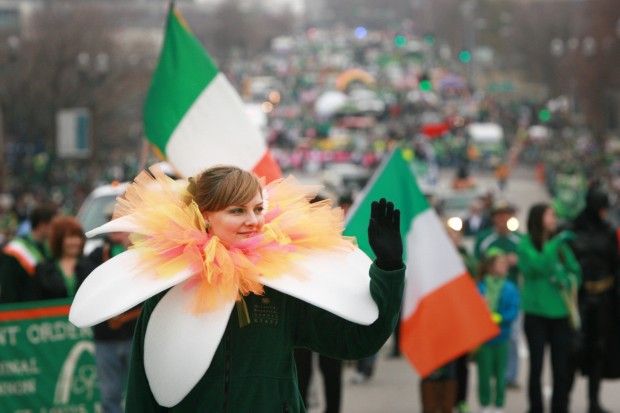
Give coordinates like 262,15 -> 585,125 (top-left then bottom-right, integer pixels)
474,200 -> 523,389
474,201 -> 521,280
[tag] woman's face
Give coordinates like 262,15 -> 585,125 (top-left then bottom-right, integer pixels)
203,191 -> 264,246
542,207 -> 557,234
62,235 -> 84,258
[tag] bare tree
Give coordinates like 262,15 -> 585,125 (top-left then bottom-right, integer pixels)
0,2 -> 152,189
576,0 -> 620,153
184,0 -> 295,65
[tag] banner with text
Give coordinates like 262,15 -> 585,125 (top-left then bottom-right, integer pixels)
0,298 -> 101,412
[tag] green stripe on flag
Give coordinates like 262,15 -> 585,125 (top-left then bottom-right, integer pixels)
144,8 -> 219,154
344,148 -> 429,259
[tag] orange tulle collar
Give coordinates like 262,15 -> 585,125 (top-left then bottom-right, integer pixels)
113,168 -> 355,312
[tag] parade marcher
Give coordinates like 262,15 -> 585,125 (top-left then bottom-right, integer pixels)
69,166 -> 405,412
35,216 -> 91,299
0,205 -> 56,303
351,353 -> 378,384
419,360 -> 457,413
452,164 -> 476,190
445,225 -> 477,413
294,348 -> 342,413
518,203 -> 581,413
495,163 -> 510,192
462,199 -> 490,237
474,200 -> 522,388
476,247 -> 520,413
79,228 -> 141,413
474,201 -> 521,282
569,185 -> 620,413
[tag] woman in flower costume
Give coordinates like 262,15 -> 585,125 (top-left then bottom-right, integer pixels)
69,165 -> 405,411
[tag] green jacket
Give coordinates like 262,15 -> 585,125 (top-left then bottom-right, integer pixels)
125,263 -> 404,412
517,234 -> 581,318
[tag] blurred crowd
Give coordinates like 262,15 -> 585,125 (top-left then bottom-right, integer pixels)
1,172 -> 619,412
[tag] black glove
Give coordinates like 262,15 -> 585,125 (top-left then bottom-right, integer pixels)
368,198 -> 403,270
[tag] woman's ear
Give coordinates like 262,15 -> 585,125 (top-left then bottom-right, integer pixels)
201,211 -> 211,231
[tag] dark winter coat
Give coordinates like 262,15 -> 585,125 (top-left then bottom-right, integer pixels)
34,257 -> 94,300
125,263 -> 404,412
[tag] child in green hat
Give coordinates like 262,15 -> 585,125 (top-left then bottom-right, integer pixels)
476,247 -> 520,413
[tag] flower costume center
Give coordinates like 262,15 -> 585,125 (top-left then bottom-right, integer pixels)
115,167 -> 355,313
69,166 -> 377,407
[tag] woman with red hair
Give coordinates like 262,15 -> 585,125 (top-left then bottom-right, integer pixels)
35,216 -> 93,299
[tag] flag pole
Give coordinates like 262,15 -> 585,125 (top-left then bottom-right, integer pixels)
137,136 -> 150,172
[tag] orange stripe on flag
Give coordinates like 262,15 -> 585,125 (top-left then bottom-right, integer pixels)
252,150 -> 282,183
0,305 -> 71,322
400,273 -> 499,377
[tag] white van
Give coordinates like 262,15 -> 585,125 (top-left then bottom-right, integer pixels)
467,122 -> 505,167
77,162 -> 177,254
77,181 -> 128,255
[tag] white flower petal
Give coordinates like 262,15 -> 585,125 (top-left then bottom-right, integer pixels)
261,248 -> 378,325
69,250 -> 195,328
144,282 -> 235,407
85,215 -> 143,238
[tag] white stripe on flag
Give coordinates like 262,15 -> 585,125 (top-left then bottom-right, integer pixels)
402,209 -> 466,318
166,74 -> 267,177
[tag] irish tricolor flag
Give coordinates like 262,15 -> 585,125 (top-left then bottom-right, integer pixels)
345,149 -> 498,376
144,6 -> 281,180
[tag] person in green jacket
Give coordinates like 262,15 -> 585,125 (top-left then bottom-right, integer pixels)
518,203 -> 581,413
122,167 -> 405,412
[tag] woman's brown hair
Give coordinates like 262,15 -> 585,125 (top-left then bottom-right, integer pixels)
526,203 -> 550,251
49,216 -> 86,259
188,166 -> 262,212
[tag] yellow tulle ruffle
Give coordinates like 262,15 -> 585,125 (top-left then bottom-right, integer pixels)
112,167 -> 355,312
